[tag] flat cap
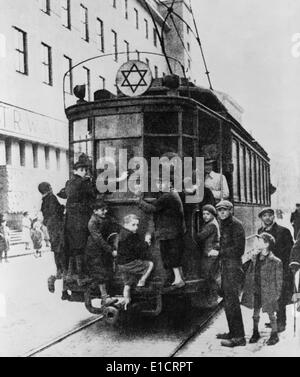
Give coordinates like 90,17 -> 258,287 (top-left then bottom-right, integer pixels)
258,208 -> 274,218
216,200 -> 233,210
202,204 -> 217,217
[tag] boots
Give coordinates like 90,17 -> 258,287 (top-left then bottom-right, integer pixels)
266,332 -> 279,346
249,330 -> 260,343
75,255 -> 91,287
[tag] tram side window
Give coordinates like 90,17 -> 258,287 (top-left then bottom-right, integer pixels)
240,145 -> 246,202
263,163 -> 268,204
71,118 -> 93,164
144,112 -> 178,134
182,110 -> 195,135
260,160 -> 265,204
232,140 -> 240,202
246,148 -> 252,203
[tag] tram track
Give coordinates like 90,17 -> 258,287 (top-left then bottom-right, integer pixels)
24,302 -> 223,358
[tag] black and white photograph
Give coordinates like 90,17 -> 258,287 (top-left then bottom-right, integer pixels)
0,0 -> 300,360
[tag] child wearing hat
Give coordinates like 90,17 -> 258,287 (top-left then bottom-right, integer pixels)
117,214 -> 153,308
242,233 -> 283,346
85,199 -> 118,307
197,205 -> 220,305
0,214 -> 10,263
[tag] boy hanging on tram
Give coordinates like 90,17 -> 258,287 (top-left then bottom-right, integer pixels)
85,199 -> 119,307
117,214 -> 153,308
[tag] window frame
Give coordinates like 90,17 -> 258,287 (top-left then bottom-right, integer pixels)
144,18 -> 149,39
40,0 -> 51,15
63,55 -> 73,94
61,0 -> 71,29
134,8 -> 139,29
112,29 -> 118,62
14,27 -> 28,75
80,4 -> 89,42
96,18 -> 105,52
124,40 -> 130,61
82,66 -> 91,101
41,42 -> 53,86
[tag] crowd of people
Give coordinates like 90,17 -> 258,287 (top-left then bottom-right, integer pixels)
1,153 -> 300,351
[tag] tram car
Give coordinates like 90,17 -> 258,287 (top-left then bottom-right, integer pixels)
63,67 -> 272,324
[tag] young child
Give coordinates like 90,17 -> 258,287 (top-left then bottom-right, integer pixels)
139,177 -> 185,288
0,214 -> 10,263
197,205 -> 220,304
117,214 -> 153,308
85,200 -> 118,307
242,233 -> 283,346
31,221 -> 44,258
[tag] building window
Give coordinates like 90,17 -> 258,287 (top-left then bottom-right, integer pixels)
40,0 -> 50,15
187,25 -> 190,34
13,27 -> 28,75
19,141 -> 26,167
144,19 -> 149,39
80,4 -> 89,42
32,144 -> 38,168
56,149 -> 61,170
63,55 -> 73,94
124,40 -> 130,61
188,59 -> 191,70
112,30 -> 118,61
153,28 -> 157,47
45,146 -> 50,169
83,66 -> 91,101
5,139 -> 12,165
136,50 -> 140,60
154,65 -> 158,78
99,75 -> 106,89
187,42 -> 190,52
145,58 -> 150,67
96,18 -> 104,52
124,0 -> 128,19
134,8 -> 139,29
41,43 -> 53,86
113,0 -> 117,8
61,0 -> 71,29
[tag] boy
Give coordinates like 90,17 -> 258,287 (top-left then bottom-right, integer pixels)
242,233 -> 283,346
117,214 -> 153,308
0,214 -> 10,263
85,200 -> 118,307
138,177 -> 185,288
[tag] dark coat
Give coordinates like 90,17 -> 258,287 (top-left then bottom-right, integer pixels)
242,253 -> 283,313
0,225 -> 9,252
60,174 -> 96,251
219,215 -> 245,263
85,214 -> 115,274
258,222 -> 294,304
290,210 -> 300,239
197,220 -> 220,256
117,228 -> 149,265
31,229 -> 43,250
41,193 -> 64,253
139,190 -> 185,240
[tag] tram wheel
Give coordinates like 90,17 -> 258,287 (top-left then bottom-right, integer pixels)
103,306 -> 120,326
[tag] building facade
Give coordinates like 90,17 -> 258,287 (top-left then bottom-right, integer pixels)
0,0 -> 198,225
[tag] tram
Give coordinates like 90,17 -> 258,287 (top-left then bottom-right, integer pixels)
64,65 -> 272,324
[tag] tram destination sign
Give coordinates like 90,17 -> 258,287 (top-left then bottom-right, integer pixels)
116,60 -> 153,97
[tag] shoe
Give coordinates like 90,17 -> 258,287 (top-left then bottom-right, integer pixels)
277,324 -> 286,333
216,332 -> 232,340
47,275 -> 56,293
61,291 -> 71,301
221,337 -> 246,347
249,330 -> 260,344
171,281 -> 186,289
266,333 -> 279,346
265,322 -> 272,328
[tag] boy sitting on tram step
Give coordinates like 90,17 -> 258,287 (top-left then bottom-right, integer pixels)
117,214 -> 153,309
196,205 -> 220,305
241,233 -> 283,346
138,176 -> 186,288
85,199 -> 118,307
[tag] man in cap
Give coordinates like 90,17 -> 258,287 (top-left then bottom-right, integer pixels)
58,154 -> 96,286
258,207 -> 294,332
215,200 -> 246,347
290,203 -> 300,240
204,159 -> 229,201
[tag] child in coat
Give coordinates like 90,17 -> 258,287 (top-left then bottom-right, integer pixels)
117,214 -> 153,308
85,200 -> 118,307
241,233 -> 283,346
31,221 -> 44,258
0,214 -> 10,263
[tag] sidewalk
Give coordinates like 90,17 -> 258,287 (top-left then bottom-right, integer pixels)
176,305 -> 300,357
6,243 -> 51,259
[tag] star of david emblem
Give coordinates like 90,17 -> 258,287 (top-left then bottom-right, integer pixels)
120,63 -> 148,94
116,60 -> 153,97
